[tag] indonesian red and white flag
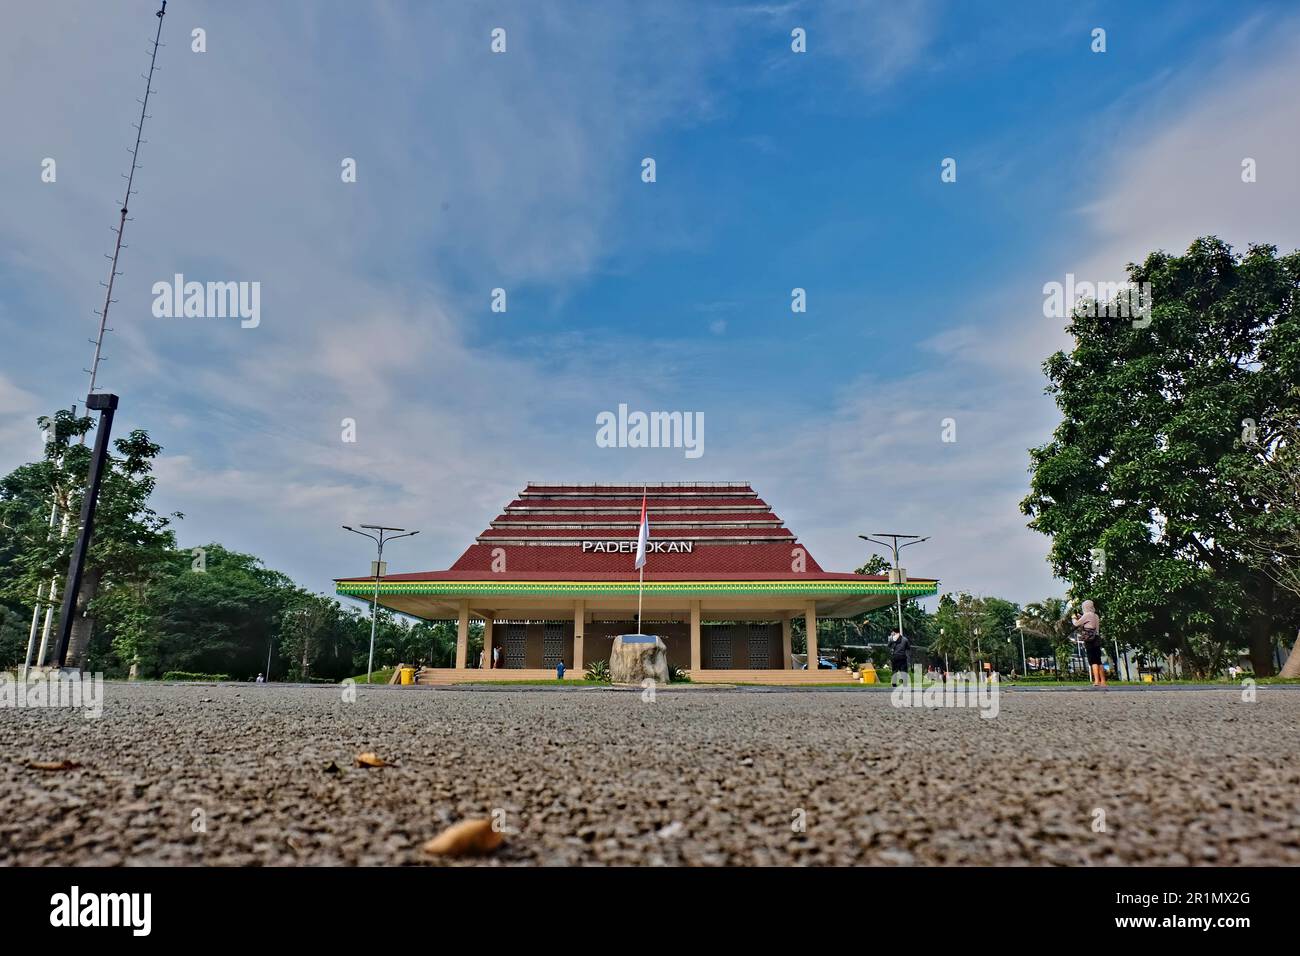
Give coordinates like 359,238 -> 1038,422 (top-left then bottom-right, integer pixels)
634,489 -> 649,570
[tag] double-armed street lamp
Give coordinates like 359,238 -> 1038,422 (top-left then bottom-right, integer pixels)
343,524 -> 419,683
858,533 -> 929,637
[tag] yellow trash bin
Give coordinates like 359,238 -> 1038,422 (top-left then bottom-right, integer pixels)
860,664 -> 878,685
1141,673 -> 1154,684
400,666 -> 415,686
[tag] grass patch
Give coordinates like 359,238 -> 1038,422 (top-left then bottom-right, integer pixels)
162,670 -> 232,682
350,667 -> 397,684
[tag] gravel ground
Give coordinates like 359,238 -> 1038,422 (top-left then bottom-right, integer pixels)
2,682 -> 1298,866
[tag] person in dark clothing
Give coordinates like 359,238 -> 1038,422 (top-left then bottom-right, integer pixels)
887,629 -> 910,683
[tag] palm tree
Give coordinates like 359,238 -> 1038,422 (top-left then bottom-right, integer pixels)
1016,598 -> 1076,677
929,625 -> 963,671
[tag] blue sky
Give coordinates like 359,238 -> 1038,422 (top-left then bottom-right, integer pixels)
3,0 -> 1299,606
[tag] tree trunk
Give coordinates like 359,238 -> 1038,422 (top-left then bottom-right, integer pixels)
1247,583 -> 1276,677
64,567 -> 103,671
1280,629 -> 1300,679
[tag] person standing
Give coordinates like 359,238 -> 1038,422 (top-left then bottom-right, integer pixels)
888,629 -> 910,683
1073,599 -> 1105,687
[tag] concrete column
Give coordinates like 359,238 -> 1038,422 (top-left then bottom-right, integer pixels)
455,600 -> 469,669
482,614 -> 494,669
781,613 -> 793,669
804,601 -> 818,670
573,600 -> 585,671
690,600 -> 702,671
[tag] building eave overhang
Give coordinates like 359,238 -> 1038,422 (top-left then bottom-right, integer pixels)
335,578 -> 939,598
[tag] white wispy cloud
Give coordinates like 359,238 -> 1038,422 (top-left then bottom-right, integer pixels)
3,1 -> 1296,615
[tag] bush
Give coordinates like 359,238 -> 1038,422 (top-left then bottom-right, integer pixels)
584,659 -> 611,683
161,671 -> 231,682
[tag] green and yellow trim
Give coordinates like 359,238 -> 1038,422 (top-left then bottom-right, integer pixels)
336,579 -> 939,598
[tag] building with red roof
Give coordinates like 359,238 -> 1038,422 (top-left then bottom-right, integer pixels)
335,482 -> 937,683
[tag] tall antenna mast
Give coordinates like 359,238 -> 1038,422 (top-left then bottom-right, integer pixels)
86,0 -> 168,395
24,2 -> 171,676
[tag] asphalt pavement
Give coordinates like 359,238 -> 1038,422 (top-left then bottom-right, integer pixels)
2,682 -> 1297,865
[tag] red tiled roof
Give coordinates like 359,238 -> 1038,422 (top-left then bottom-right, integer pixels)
504,497 -> 769,510
522,482 -> 755,496
491,512 -> 783,525
337,481 -> 911,581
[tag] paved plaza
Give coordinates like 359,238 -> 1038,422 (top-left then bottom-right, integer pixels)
2,682 -> 1298,866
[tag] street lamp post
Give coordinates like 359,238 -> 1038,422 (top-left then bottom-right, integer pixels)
1014,621 -> 1027,674
858,533 -> 929,637
53,393 -> 118,669
343,524 -> 419,683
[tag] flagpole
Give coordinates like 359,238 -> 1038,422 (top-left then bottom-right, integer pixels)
637,484 -> 647,631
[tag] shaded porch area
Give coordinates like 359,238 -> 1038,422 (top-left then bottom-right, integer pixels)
336,576 -> 940,681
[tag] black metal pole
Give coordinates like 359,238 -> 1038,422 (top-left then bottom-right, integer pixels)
54,393 -> 118,668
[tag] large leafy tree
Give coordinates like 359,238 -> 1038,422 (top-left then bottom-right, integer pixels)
279,591 -> 368,682
0,410 -> 177,669
0,605 -> 28,670
144,544 -> 297,678
1022,238 -> 1300,675
1248,401 -> 1300,675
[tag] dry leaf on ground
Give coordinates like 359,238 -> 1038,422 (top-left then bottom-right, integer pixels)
355,752 -> 386,768
422,819 -> 504,857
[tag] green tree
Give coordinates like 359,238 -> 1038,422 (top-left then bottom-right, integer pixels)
981,596 -> 1023,673
0,604 -> 28,670
144,544 -> 296,679
927,593 -> 1024,673
411,620 -> 462,668
278,591 -> 366,682
1022,238 -> 1300,675
1247,400 -> 1300,676
931,593 -> 983,669
0,411 -> 178,670
1016,598 -> 1077,676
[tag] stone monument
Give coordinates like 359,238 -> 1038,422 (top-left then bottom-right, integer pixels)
609,634 -> 670,684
